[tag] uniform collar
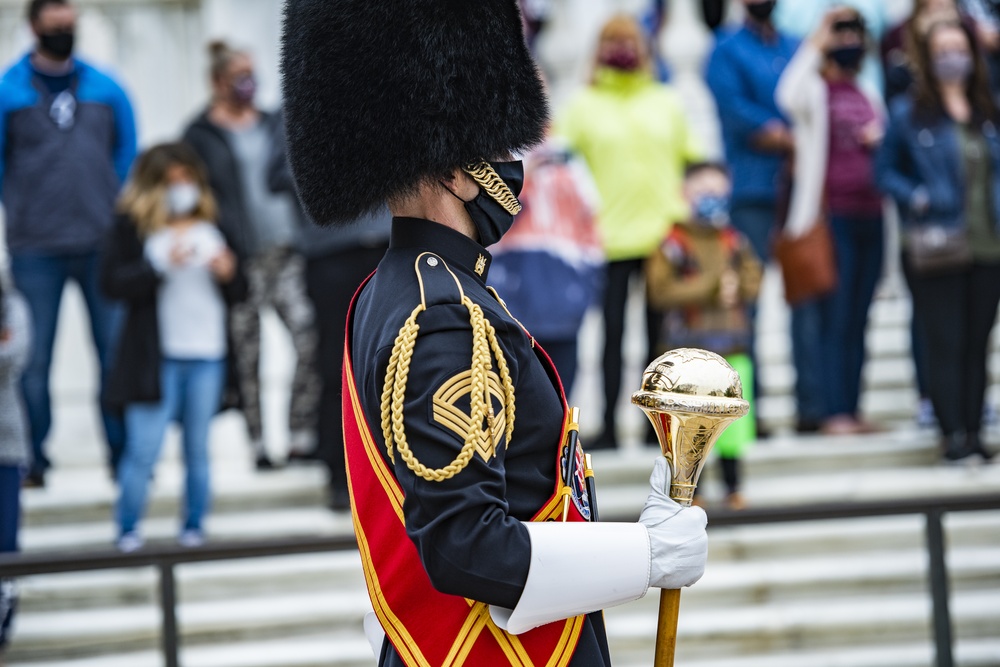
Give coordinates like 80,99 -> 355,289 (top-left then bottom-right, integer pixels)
390,217 -> 493,284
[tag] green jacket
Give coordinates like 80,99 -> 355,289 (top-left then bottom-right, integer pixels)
557,68 -> 704,261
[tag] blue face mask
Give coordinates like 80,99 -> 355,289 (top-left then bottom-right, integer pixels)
692,195 -> 730,228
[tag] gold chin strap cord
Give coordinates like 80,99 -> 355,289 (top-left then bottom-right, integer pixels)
381,285 -> 516,482
464,161 -> 523,216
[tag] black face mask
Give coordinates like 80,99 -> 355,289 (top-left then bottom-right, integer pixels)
39,31 -> 75,60
828,45 -> 865,72
745,0 -> 777,22
463,160 -> 524,248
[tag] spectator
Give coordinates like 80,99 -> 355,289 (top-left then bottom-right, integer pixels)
700,0 -> 731,31
0,276 -> 32,650
102,143 -> 247,552
961,0 -> 1000,90
777,7 -> 886,435
876,19 -> 999,462
489,135 -> 604,398
773,0 -> 888,93
266,110 -> 390,511
646,162 -> 762,510
557,14 -> 704,449
706,0 -> 824,434
641,0 -> 673,82
183,41 -> 320,470
519,0 -> 552,53
881,0 -> 968,429
0,0 -> 137,487
882,0 -> 966,104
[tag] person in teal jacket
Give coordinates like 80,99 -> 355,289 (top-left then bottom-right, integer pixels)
557,14 -> 704,450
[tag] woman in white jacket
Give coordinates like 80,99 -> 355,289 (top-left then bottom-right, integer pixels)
776,7 -> 887,435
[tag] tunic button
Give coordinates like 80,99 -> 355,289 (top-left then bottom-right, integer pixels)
427,257 -> 439,267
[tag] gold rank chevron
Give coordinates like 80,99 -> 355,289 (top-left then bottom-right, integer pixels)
433,370 -> 507,461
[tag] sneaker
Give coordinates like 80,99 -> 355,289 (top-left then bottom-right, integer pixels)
116,532 -> 144,553
21,471 -> 45,489
967,433 -> 995,463
255,454 -> 281,471
917,398 -> 937,429
724,492 -> 747,511
941,434 -> 974,464
178,529 -> 205,548
286,449 -> 319,464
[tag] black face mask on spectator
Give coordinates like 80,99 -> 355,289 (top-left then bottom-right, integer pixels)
39,31 -> 75,60
828,45 -> 865,72
745,1 -> 777,22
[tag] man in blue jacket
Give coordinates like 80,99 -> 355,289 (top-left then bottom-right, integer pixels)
0,0 -> 137,486
706,0 -> 829,434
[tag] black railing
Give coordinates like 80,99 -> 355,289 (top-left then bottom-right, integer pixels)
1,494 -> 999,667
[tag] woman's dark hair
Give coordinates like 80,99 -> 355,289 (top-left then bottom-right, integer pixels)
208,40 -> 248,83
911,19 -> 998,123
27,0 -> 69,23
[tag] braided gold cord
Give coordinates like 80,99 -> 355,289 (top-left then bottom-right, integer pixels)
484,316 -> 516,444
380,296 -> 516,482
464,162 -> 523,216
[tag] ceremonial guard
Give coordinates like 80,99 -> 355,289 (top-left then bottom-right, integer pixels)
281,2 -> 710,665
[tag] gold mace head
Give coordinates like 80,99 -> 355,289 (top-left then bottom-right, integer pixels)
631,348 -> 750,507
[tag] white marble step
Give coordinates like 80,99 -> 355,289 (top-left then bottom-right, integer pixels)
607,588 -> 1000,661
8,581 -> 998,665
18,552 -> 365,613
18,506 -> 352,553
621,639 -> 1000,667
8,588 -> 371,662
20,636 -> 1000,667
10,634 -> 375,667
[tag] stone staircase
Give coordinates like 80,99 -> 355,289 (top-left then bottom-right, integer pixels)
4,415 -> 999,667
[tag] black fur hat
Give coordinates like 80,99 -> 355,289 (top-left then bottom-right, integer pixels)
281,0 -> 549,226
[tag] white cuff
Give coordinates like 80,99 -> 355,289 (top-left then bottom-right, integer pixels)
489,522 -> 650,635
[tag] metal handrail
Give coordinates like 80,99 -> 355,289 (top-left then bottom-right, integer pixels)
2,493 -> 999,667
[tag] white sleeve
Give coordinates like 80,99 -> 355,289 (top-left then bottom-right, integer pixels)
488,521 -> 650,635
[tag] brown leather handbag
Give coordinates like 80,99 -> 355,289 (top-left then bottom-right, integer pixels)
773,219 -> 838,305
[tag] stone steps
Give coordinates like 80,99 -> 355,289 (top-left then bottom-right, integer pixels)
6,279 -> 1000,667
608,588 -> 1000,661
10,536 -> 1000,665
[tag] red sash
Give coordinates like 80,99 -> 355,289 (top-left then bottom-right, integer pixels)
343,276 -> 587,667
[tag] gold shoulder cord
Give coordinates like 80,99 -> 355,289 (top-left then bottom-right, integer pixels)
380,254 -> 516,482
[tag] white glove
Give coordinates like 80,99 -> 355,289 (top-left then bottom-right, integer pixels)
639,457 -> 709,589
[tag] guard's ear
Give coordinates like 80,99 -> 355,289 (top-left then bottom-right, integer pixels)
439,168 -> 478,203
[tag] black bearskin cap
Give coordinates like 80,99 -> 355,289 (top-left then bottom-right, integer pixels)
281,0 -> 549,226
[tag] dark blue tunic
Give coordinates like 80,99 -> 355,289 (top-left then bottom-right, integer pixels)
351,217 -> 612,666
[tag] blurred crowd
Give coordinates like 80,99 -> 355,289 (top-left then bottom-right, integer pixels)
2,0 -> 1000,646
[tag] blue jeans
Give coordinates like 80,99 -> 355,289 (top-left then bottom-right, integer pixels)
0,466 -> 21,553
731,202 -> 827,423
821,214 -> 885,417
10,251 -> 124,477
117,358 -> 225,536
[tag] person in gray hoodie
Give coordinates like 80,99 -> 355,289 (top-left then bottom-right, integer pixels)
0,276 -> 33,650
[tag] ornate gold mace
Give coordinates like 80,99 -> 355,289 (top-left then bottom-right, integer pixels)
631,348 -> 750,667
